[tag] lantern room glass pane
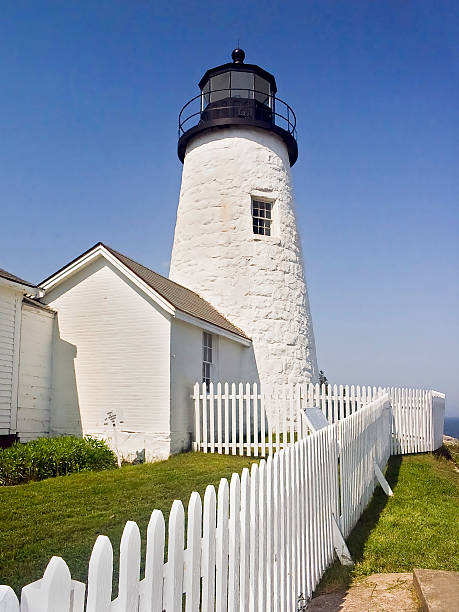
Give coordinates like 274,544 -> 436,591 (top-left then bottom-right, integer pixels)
202,79 -> 210,107
210,72 -> 230,102
231,71 -> 254,99
254,75 -> 271,106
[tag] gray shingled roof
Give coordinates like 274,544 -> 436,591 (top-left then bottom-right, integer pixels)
0,268 -> 36,288
103,245 -> 249,340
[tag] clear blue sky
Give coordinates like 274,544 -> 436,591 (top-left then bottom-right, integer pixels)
1,1 -> 458,414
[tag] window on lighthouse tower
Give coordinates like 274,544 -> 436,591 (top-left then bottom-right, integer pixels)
252,200 -> 272,236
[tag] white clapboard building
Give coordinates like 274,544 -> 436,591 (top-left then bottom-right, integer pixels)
0,50 -> 318,459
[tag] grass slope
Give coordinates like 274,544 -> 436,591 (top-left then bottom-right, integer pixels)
0,452 -> 258,594
318,450 -> 459,593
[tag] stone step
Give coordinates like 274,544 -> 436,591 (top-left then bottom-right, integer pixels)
413,568 -> 459,612
307,573 -> 417,611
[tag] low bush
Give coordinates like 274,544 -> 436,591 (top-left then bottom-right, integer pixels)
0,436 -> 117,486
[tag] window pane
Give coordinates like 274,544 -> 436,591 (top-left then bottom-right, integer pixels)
231,71 -> 253,99
252,200 -> 272,236
210,72 -> 230,102
201,79 -> 210,107
254,75 -> 270,106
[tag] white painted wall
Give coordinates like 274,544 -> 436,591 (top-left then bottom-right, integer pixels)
17,303 -> 54,441
43,256 -> 172,460
169,317 -> 251,453
169,126 -> 318,393
0,286 -> 21,435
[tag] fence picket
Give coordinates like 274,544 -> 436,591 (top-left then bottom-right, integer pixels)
240,468 -> 250,611
209,383 -> 215,454
21,556 -> 77,612
228,474 -> 241,612
231,383 -> 237,455
217,382 -> 223,454
87,536 -> 113,612
0,587 -> 19,612
238,383 -> 244,457
164,501 -> 185,612
224,383 -> 230,455
261,390 -> 267,457
184,494 -> 201,612
253,383 -> 259,457
141,510 -> 165,612
114,521 -> 141,612
258,460 -> 267,612
202,383 -> 208,454
249,464 -> 259,611
202,485 -> 217,612
193,383 -> 200,452
216,479 -> 229,612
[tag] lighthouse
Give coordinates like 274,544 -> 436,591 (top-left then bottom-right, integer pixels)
169,49 -> 318,387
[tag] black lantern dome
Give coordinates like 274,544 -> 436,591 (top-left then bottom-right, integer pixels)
178,49 -> 298,166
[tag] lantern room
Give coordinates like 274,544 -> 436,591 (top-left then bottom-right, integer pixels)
178,49 -> 298,166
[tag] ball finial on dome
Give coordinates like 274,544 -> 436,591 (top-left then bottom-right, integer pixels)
231,48 -> 245,64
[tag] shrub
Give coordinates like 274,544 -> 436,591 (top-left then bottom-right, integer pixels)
0,436 -> 117,486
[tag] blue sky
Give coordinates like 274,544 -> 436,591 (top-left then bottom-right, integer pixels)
1,1 -> 458,414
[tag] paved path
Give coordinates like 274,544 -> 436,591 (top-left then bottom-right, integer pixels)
307,573 -> 418,611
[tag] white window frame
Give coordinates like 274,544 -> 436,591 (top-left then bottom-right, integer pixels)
251,197 -> 274,237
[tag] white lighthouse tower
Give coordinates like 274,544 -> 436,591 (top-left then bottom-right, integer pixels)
170,49 -> 318,386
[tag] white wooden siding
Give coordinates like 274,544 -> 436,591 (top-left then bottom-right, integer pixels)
43,256 -> 171,460
17,304 -> 55,441
0,286 -> 21,435
170,318 -> 250,454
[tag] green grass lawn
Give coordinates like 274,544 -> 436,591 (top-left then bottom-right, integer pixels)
0,452 -> 258,594
317,448 -> 459,593
2,446 -> 457,598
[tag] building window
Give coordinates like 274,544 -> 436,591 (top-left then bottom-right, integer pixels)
202,332 -> 213,386
252,200 -> 272,236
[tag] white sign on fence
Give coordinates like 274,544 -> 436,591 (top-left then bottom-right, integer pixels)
303,407 -> 329,432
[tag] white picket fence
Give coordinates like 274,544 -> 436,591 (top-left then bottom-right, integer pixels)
0,394 -> 392,612
390,388 -> 445,454
338,395 -> 392,538
192,382 -> 445,457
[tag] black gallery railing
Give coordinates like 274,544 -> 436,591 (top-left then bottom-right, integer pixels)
178,89 -> 297,141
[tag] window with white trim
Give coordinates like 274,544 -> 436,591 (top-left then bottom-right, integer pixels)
202,332 -> 213,386
252,199 -> 272,236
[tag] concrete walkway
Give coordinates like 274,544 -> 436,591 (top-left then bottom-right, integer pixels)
307,573 -> 418,611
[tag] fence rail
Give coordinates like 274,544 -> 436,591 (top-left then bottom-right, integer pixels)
193,383 -> 445,457
0,395 -> 393,612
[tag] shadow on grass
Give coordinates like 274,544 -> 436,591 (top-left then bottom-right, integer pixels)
315,454 -> 403,596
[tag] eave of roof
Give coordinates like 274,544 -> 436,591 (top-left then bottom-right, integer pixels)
0,268 -> 42,296
0,268 -> 36,289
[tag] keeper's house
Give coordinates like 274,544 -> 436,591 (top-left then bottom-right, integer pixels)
0,243 -> 253,459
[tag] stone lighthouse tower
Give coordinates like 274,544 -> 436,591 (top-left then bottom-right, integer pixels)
169,49 -> 318,386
